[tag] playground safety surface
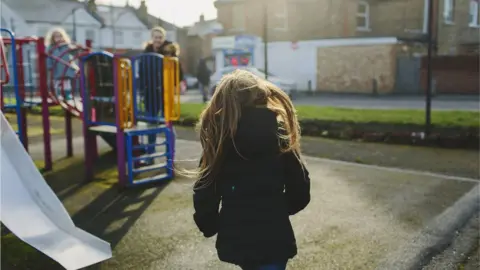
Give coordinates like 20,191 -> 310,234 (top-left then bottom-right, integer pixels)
3,134 -> 477,270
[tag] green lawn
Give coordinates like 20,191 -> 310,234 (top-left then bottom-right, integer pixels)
5,103 -> 479,128
179,103 -> 479,128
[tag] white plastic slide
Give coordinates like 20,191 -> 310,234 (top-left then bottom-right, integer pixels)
0,112 -> 112,270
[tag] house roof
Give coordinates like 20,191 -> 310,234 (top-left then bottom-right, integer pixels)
95,4 -> 148,28
187,19 -> 223,37
132,10 -> 179,31
4,0 -> 180,31
3,0 -> 102,24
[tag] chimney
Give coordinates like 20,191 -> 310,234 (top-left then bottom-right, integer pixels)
200,14 -> 205,22
139,0 -> 148,18
87,0 -> 96,13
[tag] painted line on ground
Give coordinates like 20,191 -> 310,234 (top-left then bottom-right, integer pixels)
305,155 -> 480,183
28,137 -> 479,183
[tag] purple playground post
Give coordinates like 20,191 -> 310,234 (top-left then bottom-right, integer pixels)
167,121 -> 176,176
37,37 -> 53,171
80,57 -> 94,182
65,110 -> 73,157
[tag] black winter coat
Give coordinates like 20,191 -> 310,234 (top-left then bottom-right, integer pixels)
143,42 -> 184,82
139,43 -> 184,116
193,107 -> 311,266
196,59 -> 210,85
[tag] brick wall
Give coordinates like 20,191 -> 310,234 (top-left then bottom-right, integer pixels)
436,0 -> 480,55
316,44 -> 397,94
216,0 -> 355,41
358,0 -> 426,39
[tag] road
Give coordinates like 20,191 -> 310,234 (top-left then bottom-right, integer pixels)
181,91 -> 479,111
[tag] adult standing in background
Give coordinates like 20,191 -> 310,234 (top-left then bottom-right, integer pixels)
196,58 -> 211,103
140,26 -> 182,158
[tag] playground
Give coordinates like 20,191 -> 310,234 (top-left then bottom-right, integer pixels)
0,28 -> 181,187
1,28 -> 479,270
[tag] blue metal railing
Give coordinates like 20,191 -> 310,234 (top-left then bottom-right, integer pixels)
1,28 -> 24,144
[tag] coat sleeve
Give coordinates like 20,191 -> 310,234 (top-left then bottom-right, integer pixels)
193,167 -> 221,238
283,151 -> 311,215
178,61 -> 184,82
45,46 -> 53,69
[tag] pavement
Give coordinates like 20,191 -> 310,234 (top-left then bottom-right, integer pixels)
181,90 -> 480,111
10,133 -> 478,270
3,113 -> 480,269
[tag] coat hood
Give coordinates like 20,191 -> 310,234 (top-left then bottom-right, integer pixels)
231,107 -> 280,159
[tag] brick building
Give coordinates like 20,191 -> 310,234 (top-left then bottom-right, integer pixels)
215,0 -> 480,55
213,0 -> 479,94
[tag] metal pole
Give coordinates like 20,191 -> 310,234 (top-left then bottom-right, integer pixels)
72,9 -> 77,42
425,0 -> 434,135
111,2 -> 116,52
263,3 -> 268,80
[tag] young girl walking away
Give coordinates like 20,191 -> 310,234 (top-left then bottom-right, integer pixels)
192,69 -> 311,270
45,28 -> 78,100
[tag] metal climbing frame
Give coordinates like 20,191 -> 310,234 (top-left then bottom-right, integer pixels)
116,57 -> 134,129
1,28 -> 22,142
163,57 -> 181,121
0,31 -> 54,160
81,51 -> 181,187
46,43 -> 91,117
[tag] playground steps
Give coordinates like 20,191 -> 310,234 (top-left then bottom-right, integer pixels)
125,125 -> 173,186
88,123 -> 173,186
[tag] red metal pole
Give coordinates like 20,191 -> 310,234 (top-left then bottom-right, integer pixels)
16,42 -> 29,152
38,37 -> 53,171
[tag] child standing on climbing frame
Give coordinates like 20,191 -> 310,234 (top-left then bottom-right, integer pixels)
45,27 -> 78,100
192,69 -> 311,270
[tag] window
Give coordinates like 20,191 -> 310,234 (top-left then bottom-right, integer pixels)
469,0 -> 479,27
114,30 -> 123,44
133,31 -> 142,40
85,29 -> 95,42
64,27 -> 74,40
232,4 -> 246,31
1,17 -> 7,29
269,1 -> 288,31
357,1 -> 370,31
444,0 -> 455,24
38,27 -> 50,36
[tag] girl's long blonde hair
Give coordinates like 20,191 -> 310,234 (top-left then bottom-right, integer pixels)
193,69 -> 302,188
45,27 -> 71,47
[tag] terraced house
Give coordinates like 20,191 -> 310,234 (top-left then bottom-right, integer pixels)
216,0 -> 479,54
213,0 -> 479,94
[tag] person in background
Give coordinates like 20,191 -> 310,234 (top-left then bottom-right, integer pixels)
45,28 -> 78,100
192,69 -> 311,270
196,58 -> 211,103
163,42 -> 186,94
143,26 -> 171,56
140,27 -> 185,158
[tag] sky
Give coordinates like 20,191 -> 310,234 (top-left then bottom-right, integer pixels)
97,0 -> 217,27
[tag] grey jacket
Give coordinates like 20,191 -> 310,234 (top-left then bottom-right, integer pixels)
46,44 -> 78,79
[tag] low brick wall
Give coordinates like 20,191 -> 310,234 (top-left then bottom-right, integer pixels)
316,44 -> 396,94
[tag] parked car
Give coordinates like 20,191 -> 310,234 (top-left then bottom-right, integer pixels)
184,74 -> 198,89
209,66 -> 297,97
